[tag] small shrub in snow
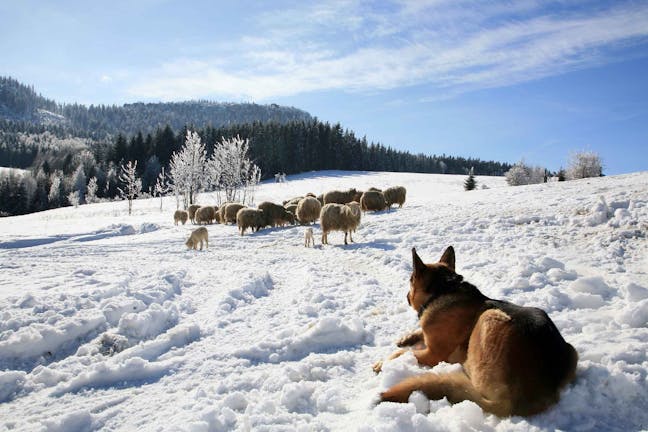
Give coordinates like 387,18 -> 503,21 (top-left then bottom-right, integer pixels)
505,160 -> 546,186
567,151 -> 603,179
118,160 -> 142,216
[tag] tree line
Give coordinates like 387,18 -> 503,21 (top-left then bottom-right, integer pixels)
0,119 -> 511,216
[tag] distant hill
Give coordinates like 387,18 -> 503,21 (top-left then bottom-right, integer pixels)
0,76 -> 312,137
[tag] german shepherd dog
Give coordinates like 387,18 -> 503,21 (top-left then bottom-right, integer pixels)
375,246 -> 578,417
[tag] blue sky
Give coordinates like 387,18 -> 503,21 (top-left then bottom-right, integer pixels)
2,0 -> 648,174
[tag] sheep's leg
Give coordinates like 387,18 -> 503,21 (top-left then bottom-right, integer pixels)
344,232 -> 348,245
206,238 -> 208,249
349,230 -> 354,243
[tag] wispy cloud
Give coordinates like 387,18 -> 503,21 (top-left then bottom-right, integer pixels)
127,1 -> 648,101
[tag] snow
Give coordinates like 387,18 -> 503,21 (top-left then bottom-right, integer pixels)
1,170 -> 648,431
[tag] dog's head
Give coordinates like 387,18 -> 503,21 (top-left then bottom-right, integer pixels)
407,246 -> 463,312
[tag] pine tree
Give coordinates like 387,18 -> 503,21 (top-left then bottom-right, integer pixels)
464,167 -> 477,191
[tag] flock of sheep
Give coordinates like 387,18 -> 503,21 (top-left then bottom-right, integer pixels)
175,185 -> 407,249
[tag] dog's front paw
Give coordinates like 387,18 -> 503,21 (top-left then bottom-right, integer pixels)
396,329 -> 423,347
372,360 -> 384,374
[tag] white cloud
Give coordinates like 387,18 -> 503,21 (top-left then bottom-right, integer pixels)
127,1 -> 648,101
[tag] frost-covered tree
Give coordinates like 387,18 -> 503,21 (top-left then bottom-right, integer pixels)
169,130 -> 206,208
86,176 -> 98,204
67,191 -> 80,208
71,163 -> 87,204
118,160 -> 142,215
48,173 -> 63,208
567,151 -> 603,180
154,167 -> 170,212
207,135 -> 261,205
505,160 -> 546,186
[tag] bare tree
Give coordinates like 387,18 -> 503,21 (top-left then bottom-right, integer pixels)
567,151 -> 603,180
169,130 -> 206,208
118,160 -> 142,215
154,167 -> 170,212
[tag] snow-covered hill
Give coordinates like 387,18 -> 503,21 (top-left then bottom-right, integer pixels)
1,170 -> 647,431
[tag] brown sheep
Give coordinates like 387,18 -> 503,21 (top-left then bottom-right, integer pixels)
223,203 -> 246,224
320,201 -> 361,245
186,227 -> 208,250
236,208 -> 266,235
305,192 -> 316,198
296,196 -> 322,224
174,210 -> 189,225
368,187 -> 382,192
285,203 -> 298,216
282,196 -> 303,206
323,188 -> 363,205
258,201 -> 295,227
360,191 -> 388,212
384,186 -> 407,208
187,204 -> 201,224
195,206 -> 217,224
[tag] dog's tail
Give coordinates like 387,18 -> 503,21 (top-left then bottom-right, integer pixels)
380,371 -> 511,416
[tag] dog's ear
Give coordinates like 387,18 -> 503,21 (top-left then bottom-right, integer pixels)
412,247 -> 426,275
439,246 -> 455,271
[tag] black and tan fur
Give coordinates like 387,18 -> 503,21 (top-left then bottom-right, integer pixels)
375,246 -> 578,417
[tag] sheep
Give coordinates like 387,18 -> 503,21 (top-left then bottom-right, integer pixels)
187,204 -> 201,224
296,196 -> 322,224
316,194 -> 324,205
320,201 -> 361,245
186,227 -> 208,250
323,188 -> 363,205
360,190 -> 388,212
195,206 -> 217,224
305,192 -> 317,198
223,203 -> 246,224
236,208 -> 266,235
285,203 -> 298,216
368,187 -> 382,192
258,201 -> 295,227
304,227 -> 314,247
174,210 -> 189,225
383,186 -> 407,208
282,196 -> 303,206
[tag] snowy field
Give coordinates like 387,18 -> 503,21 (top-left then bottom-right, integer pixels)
1,170 -> 647,431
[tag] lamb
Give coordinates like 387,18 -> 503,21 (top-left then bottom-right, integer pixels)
323,188 -> 363,205
296,196 -> 322,224
360,190 -> 388,212
223,203 -> 246,224
236,208 -> 266,235
185,227 -> 208,250
187,204 -> 201,224
195,206 -> 217,224
320,201 -> 361,245
174,210 -> 189,225
383,186 -> 407,208
258,201 -> 295,227
304,227 -> 315,247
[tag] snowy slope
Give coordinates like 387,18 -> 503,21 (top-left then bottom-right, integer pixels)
0,170 -> 647,431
